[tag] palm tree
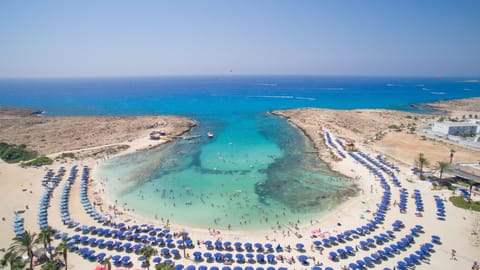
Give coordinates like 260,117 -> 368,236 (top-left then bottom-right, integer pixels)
139,246 -> 156,270
101,256 -> 112,270
437,161 -> 449,180
36,226 -> 56,260
417,153 -> 429,178
180,230 -> 187,258
449,149 -> 456,163
467,179 -> 476,204
0,250 -> 25,270
155,262 -> 174,270
8,231 -> 37,270
40,260 -> 62,270
55,240 -> 68,270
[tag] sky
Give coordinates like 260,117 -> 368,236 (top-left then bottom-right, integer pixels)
0,1 -> 479,78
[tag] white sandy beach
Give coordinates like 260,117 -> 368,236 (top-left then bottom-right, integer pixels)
1,102 -> 479,270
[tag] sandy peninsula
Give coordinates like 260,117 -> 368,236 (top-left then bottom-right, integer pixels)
1,99 -> 479,270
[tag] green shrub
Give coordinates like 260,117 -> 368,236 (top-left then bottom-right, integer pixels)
449,196 -> 480,212
59,152 -> 76,159
26,156 -> 53,166
0,142 -> 37,163
388,124 -> 399,129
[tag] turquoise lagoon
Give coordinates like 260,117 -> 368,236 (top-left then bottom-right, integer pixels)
1,76 -> 478,229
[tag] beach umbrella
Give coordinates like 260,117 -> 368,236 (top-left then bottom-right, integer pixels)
311,267 -> 322,270
298,255 -> 308,262
264,243 -> 272,249
210,267 -> 219,270
233,267 -> 242,270
198,266 -> 207,270
164,259 -> 173,265
204,240 -> 212,246
186,266 -> 196,270
356,260 -> 365,267
153,257 -> 162,263
112,255 -> 121,261
329,251 -> 337,259
313,240 -> 322,246
171,249 -> 180,255
224,253 -> 233,259
193,251 -> 202,257
349,263 -> 359,269
256,268 -> 264,270
256,254 -> 265,261
161,248 -> 170,254
234,242 -> 242,248
364,256 -> 373,264
222,267 -> 231,270
254,243 -> 263,249
138,256 -> 146,262
203,252 -> 212,258
245,267 -> 254,270
235,253 -> 244,260
175,265 -> 184,270
224,241 -> 232,247
244,242 -> 252,249
246,253 -> 254,259
371,253 -> 380,261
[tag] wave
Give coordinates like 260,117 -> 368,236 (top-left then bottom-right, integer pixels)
295,97 -> 316,101
249,95 -> 294,99
248,95 -> 315,101
422,88 -> 430,91
431,92 -> 446,95
464,88 -> 472,91
416,84 -> 424,87
319,87 -> 344,91
254,83 -> 278,86
386,83 -> 401,87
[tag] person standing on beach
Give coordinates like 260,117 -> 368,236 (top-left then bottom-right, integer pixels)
450,249 -> 457,260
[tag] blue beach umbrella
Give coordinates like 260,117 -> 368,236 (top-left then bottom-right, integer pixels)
349,263 -> 359,269
153,257 -> 162,263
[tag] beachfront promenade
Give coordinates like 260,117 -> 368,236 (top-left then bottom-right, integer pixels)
11,131 -> 475,270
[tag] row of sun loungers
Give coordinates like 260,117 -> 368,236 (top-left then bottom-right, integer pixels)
33,134 -> 444,270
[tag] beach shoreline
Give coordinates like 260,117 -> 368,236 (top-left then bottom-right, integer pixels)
1,98 -> 479,269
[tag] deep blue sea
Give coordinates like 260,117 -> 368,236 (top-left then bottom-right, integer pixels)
1,76 -> 478,229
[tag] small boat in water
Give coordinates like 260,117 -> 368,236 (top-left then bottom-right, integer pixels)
207,132 -> 214,138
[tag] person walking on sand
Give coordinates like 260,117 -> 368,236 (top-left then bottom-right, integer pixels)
472,261 -> 479,270
450,249 -> 457,260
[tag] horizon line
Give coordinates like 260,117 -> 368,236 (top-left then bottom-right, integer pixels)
0,74 -> 479,80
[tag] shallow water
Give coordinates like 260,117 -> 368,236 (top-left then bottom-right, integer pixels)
98,114 -> 355,229
1,76 -> 477,229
